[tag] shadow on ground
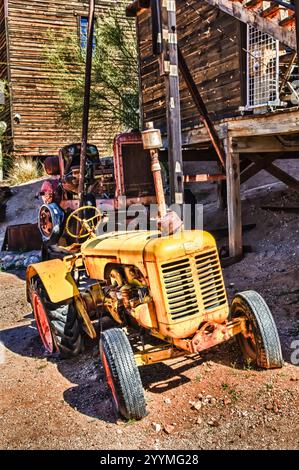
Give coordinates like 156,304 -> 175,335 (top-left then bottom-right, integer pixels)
1,314 -> 289,425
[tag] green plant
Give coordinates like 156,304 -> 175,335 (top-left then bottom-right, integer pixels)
228,387 -> 239,402
221,382 -> 239,401
45,0 -> 139,148
243,358 -> 253,371
125,419 -> 137,426
265,382 -> 273,391
195,374 -> 202,382
8,157 -> 44,185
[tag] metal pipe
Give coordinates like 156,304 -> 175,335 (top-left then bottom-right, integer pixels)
150,149 -> 167,218
78,0 -> 95,207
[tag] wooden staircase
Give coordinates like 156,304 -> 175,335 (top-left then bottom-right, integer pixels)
204,0 -> 297,49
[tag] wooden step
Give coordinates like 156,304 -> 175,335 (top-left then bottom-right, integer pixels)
279,14 -> 296,31
244,0 -> 270,12
204,0 -> 296,49
262,4 -> 286,21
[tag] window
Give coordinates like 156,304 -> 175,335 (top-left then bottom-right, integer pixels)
80,16 -> 96,50
246,25 -> 280,109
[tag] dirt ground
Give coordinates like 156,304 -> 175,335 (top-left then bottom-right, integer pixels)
0,184 -> 299,450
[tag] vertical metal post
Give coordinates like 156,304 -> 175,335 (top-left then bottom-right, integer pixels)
160,0 -> 184,209
78,0 -> 95,207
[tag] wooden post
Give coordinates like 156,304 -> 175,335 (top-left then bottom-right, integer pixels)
160,0 -> 184,208
225,135 -> 242,258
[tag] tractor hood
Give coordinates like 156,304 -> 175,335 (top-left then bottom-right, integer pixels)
81,230 -> 217,279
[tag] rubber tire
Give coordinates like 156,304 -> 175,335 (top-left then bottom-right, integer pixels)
32,277 -> 83,358
231,290 -> 283,369
100,328 -> 147,420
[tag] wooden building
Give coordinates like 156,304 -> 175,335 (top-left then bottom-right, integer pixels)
127,0 -> 299,258
0,0 -> 121,159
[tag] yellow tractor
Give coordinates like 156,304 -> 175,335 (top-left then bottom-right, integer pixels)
26,124 -> 283,421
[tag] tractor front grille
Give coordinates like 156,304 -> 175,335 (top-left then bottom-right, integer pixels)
161,258 -> 199,320
195,250 -> 227,312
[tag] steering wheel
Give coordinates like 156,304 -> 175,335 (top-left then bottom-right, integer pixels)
65,205 -> 102,240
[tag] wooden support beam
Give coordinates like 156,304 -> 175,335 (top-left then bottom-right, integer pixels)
160,0 -> 184,207
177,47 -> 226,169
225,135 -> 243,258
247,154 -> 299,190
240,154 -> 299,190
240,156 -> 277,184
236,135 -> 299,154
184,173 -> 226,183
266,163 -> 299,191
203,0 -> 296,49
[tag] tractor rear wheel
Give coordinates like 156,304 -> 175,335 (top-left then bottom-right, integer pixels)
231,290 -> 283,369
100,328 -> 147,420
30,277 -> 83,358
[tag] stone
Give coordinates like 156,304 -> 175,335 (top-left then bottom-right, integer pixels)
223,397 -> 232,406
152,423 -> 161,433
192,401 -> 202,411
207,419 -> 220,427
163,424 -> 175,435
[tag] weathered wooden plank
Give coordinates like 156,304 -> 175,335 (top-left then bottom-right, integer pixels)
138,1 -> 242,130
203,0 -> 296,49
0,0 -> 126,157
266,162 -> 299,191
225,133 -> 242,257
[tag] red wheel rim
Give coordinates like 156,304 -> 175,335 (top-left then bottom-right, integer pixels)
31,290 -> 54,353
39,206 -> 53,238
101,347 -> 119,412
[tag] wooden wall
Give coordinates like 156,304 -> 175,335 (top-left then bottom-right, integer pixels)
0,0 -> 12,151
138,0 -> 243,136
1,0 -> 124,158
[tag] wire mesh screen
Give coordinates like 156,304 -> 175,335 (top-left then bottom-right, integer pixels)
247,25 -> 280,109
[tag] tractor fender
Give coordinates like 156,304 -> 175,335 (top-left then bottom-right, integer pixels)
26,259 -> 79,304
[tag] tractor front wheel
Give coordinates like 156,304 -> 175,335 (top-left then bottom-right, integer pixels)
30,277 -> 83,358
231,290 -> 283,369
100,328 -> 147,420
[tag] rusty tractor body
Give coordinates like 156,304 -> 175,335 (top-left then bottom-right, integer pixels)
28,127 -> 283,421
27,214 -> 283,420
36,134 -> 166,258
